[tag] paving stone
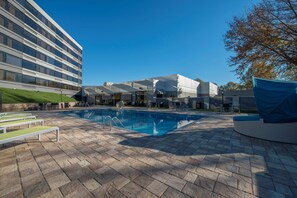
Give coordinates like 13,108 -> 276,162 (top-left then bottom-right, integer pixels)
146,180 -> 168,197
252,174 -> 275,191
38,188 -> 64,198
63,163 -> 94,181
111,175 -> 130,190
214,182 -> 245,198
64,187 -> 94,198
274,182 -> 292,196
0,171 -> 20,190
92,183 -> 125,198
0,184 -> 22,197
182,182 -> 212,198
194,175 -> 216,191
217,174 -> 238,188
94,166 -> 120,184
59,180 -> 86,196
120,181 -> 143,197
0,163 -> 18,175
136,189 -> 157,198
184,172 -> 197,183
161,187 -> 190,198
23,179 -> 50,198
46,172 -> 71,189
252,184 -> 285,198
82,178 -> 102,191
133,174 -> 154,188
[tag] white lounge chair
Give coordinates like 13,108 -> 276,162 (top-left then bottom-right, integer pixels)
0,113 -> 33,118
0,119 -> 44,133
0,126 -> 60,144
0,116 -> 37,123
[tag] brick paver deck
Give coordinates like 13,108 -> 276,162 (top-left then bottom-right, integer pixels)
1,111 -> 297,198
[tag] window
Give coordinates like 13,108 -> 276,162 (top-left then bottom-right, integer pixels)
5,71 -> 22,82
37,66 -> 44,74
36,78 -> 48,87
0,51 -> 4,62
12,40 -> 22,52
0,69 -> 4,80
54,71 -> 62,78
22,60 -> 35,71
48,80 -> 57,88
23,30 -> 37,43
24,16 -> 37,30
22,75 -> 36,85
6,54 -> 22,67
23,45 -> 36,57
0,14 -> 4,26
47,56 -> 55,65
0,33 -> 4,44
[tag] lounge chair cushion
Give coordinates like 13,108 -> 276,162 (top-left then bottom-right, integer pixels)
233,115 -> 260,121
0,126 -> 57,140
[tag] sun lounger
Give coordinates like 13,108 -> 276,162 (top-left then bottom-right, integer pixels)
0,126 -> 59,144
0,113 -> 33,118
0,116 -> 37,123
0,112 -> 29,116
0,119 -> 44,133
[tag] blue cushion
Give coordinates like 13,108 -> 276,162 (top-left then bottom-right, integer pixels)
233,115 -> 260,121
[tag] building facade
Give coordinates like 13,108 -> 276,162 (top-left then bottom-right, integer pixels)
83,74 -> 218,106
0,0 -> 82,96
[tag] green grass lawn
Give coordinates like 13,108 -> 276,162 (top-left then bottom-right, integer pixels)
0,88 -> 77,104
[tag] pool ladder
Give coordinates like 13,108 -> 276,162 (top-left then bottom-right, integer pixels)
102,116 -> 124,131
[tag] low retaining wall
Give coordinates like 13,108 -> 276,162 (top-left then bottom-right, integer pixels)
1,102 -> 78,112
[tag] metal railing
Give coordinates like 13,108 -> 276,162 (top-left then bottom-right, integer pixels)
102,116 -> 124,131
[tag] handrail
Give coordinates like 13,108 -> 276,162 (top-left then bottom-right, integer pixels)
112,117 -> 124,127
102,116 -> 112,130
102,116 -> 124,131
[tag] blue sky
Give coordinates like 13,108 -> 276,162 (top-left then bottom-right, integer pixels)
35,0 -> 259,86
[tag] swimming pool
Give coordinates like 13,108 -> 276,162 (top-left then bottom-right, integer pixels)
63,109 -> 203,136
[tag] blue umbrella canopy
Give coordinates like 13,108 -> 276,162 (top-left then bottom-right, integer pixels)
252,77 -> 297,123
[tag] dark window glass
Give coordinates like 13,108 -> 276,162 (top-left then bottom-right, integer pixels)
6,54 -> 22,67
54,71 -> 62,78
15,0 -> 26,6
0,69 -> 4,80
7,37 -> 12,47
47,56 -> 55,65
0,51 -> 4,62
25,2 -> 38,17
23,30 -> 37,43
24,16 -> 37,30
0,15 -> 4,26
13,24 -> 23,36
38,66 -> 45,74
22,75 -> 36,85
48,81 -> 57,88
5,71 -> 22,82
0,33 -> 4,44
22,60 -> 36,70
23,45 -> 36,57
12,40 -> 22,51
0,0 -> 6,9
36,78 -> 48,86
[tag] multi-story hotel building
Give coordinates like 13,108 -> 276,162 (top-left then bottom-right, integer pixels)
0,0 -> 82,96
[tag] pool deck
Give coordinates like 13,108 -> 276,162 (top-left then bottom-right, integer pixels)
1,108 -> 297,198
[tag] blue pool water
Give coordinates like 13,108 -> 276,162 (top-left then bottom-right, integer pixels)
62,109 -> 203,136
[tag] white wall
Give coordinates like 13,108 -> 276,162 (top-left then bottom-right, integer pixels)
177,74 -> 200,98
199,82 -> 218,96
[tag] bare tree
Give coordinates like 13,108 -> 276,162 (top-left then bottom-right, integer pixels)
225,0 -> 297,85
